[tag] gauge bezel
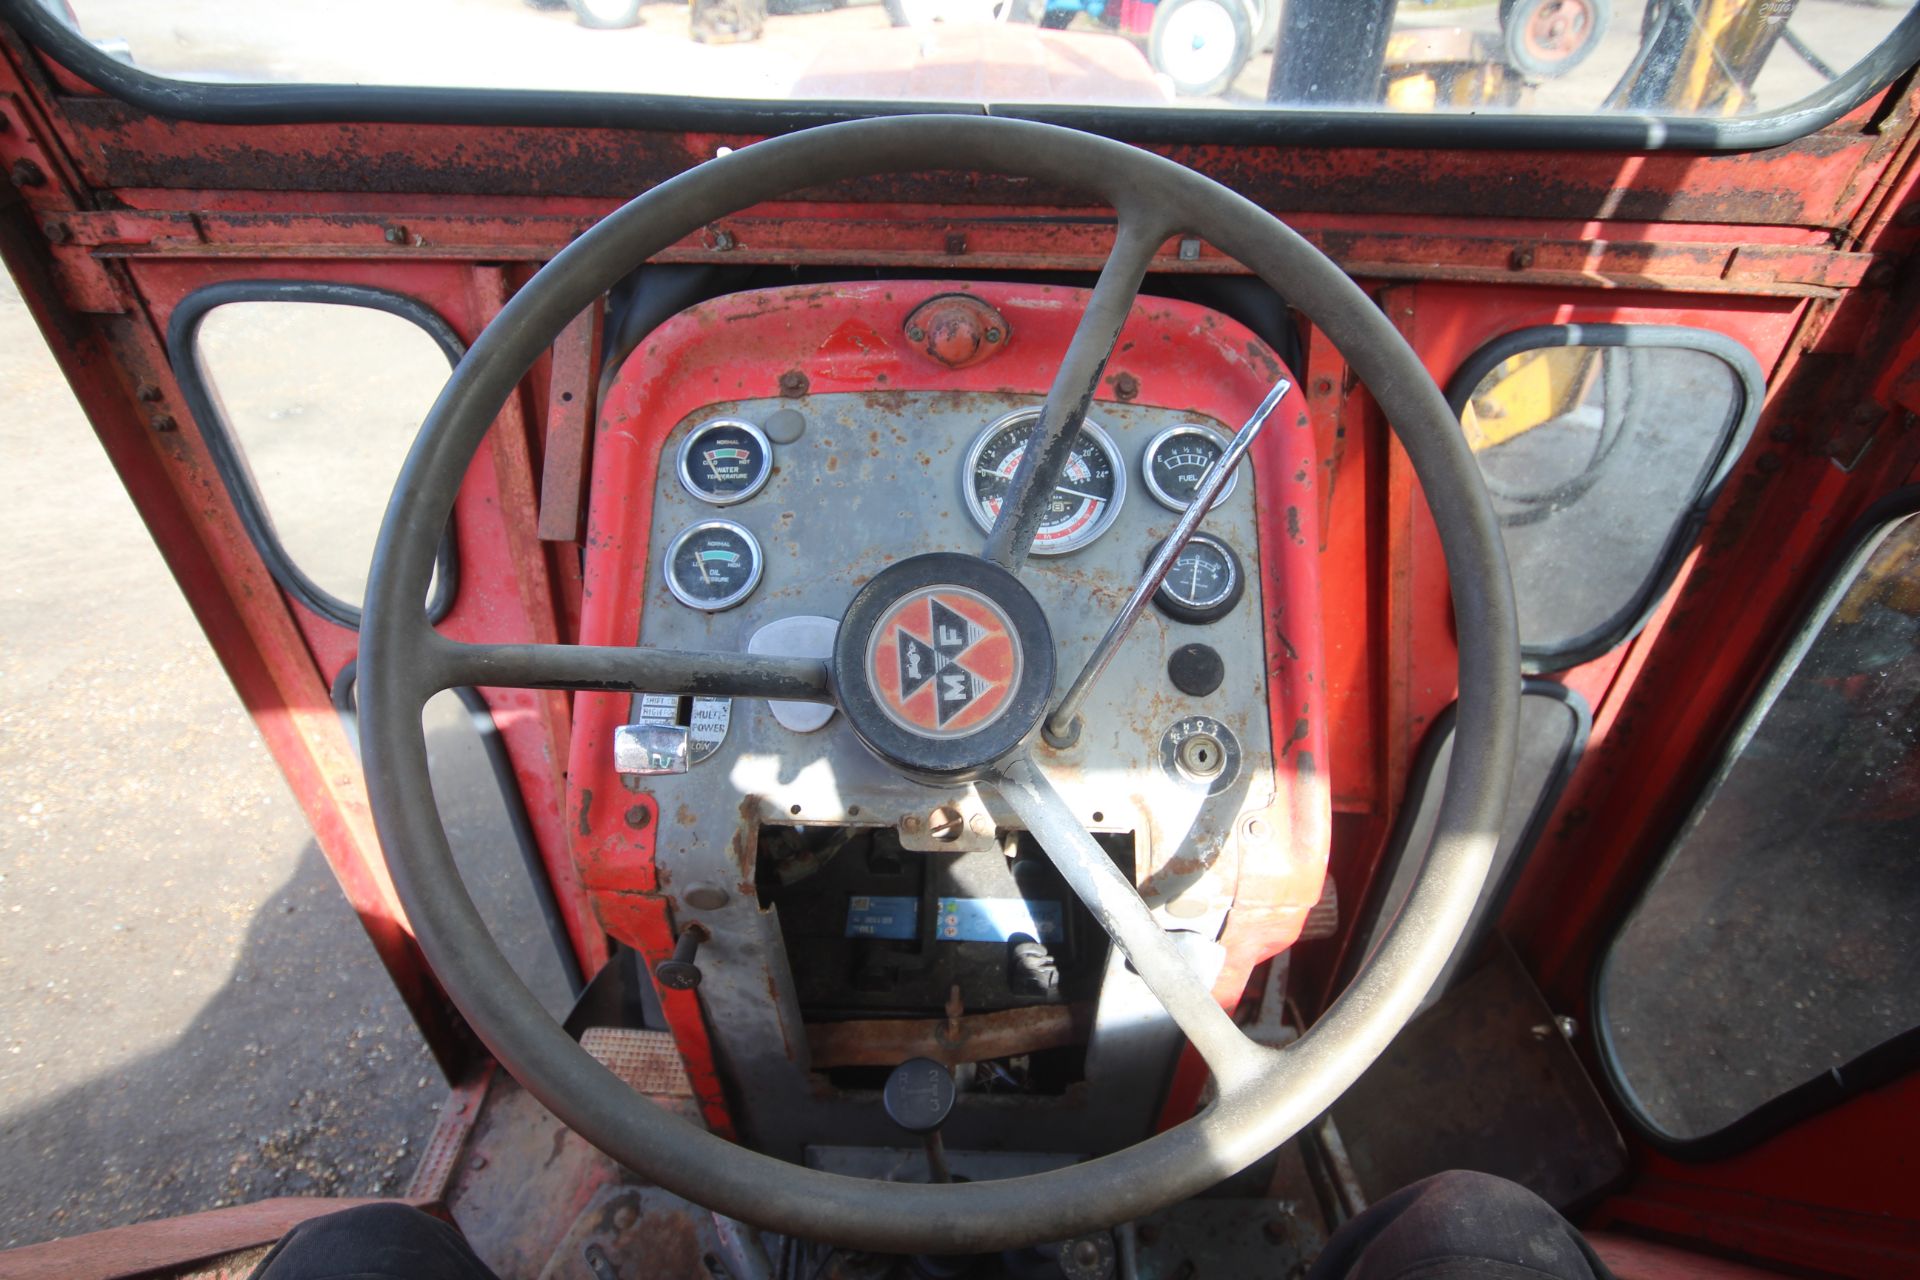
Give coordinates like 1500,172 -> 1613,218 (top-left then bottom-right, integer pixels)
677,416 -> 774,506
1150,532 -> 1245,625
663,518 -> 765,612
961,408 -> 1127,556
1142,422 -> 1239,513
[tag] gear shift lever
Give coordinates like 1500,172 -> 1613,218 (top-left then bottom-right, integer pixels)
883,1057 -> 956,1184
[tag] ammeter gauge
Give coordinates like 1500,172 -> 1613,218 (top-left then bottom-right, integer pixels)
1149,533 -> 1245,625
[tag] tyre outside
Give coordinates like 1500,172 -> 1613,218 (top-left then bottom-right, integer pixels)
1148,0 -> 1253,98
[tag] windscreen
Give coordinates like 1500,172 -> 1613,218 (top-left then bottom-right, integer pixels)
51,0 -> 1918,119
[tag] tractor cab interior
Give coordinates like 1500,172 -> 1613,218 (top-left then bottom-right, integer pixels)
1,0 -> 1917,1277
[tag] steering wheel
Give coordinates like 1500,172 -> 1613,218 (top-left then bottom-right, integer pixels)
360,115 -> 1518,1255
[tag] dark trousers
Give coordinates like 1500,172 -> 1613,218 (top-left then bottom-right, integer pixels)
255,1170 -> 1612,1279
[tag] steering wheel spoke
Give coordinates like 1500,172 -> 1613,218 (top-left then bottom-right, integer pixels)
982,213 -> 1171,570
423,637 -> 835,702
992,753 -> 1266,1090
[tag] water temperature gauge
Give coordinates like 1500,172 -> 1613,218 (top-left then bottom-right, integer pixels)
664,519 -> 763,612
1150,532 -> 1245,625
678,417 -> 773,505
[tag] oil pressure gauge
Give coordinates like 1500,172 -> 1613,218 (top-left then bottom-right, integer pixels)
678,417 -> 773,505
1143,423 -> 1239,512
1150,532 -> 1245,625
664,519 -> 763,612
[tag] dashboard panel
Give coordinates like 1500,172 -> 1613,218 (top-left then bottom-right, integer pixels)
571,280 -> 1330,1155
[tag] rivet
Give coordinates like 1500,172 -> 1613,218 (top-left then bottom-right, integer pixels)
624,805 -> 651,830
1113,372 -> 1140,401
778,370 -> 809,398
10,158 -> 45,188
383,224 -> 408,245
1508,246 -> 1535,271
150,413 -> 178,433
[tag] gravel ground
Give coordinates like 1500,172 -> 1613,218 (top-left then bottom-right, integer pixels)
0,273 -> 449,1248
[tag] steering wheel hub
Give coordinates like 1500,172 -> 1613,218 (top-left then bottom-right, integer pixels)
834,552 -> 1055,781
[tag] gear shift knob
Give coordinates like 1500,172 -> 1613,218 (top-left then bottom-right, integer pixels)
883,1057 -> 956,1182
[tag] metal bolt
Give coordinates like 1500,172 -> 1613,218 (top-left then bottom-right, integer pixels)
150,413 -> 177,433
705,226 -> 737,252
135,382 -> 164,404
383,224 -> 408,245
1508,246 -> 1535,271
1071,1239 -> 1101,1268
984,327 -> 1002,343
1113,372 -> 1140,401
655,923 -> 709,991
900,813 -> 923,835
944,232 -> 967,256
778,369 -> 809,398
968,813 -> 994,837
42,222 -> 70,245
1178,237 -> 1202,261
1243,815 -> 1271,841
906,325 -> 927,342
10,159 -> 45,188
467,1153 -> 488,1171
624,804 -> 651,830
683,882 -> 729,911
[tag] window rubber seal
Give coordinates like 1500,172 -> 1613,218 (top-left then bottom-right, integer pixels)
1338,679 -> 1593,1002
1444,323 -> 1766,674
166,280 -> 463,630
331,661 -> 585,1001
5,0 -> 1918,153
1589,484 -> 1920,1161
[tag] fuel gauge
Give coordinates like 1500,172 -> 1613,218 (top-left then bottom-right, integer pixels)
1150,532 -> 1245,625
665,519 -> 764,612
1143,423 -> 1239,512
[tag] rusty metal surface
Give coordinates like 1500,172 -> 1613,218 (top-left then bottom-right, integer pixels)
806,1004 -> 1095,1069
445,1077 -> 624,1280
1329,941 -> 1627,1212
405,1068 -> 496,1203
539,304 -> 603,543
535,1185 -> 728,1280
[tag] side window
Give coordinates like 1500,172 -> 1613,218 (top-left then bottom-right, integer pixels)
169,285 -> 462,628
1448,326 -> 1763,671
1597,500 -> 1920,1145
1347,682 -> 1590,1011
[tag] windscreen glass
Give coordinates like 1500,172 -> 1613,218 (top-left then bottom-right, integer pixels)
1598,509 -> 1920,1141
53,0 -> 1918,118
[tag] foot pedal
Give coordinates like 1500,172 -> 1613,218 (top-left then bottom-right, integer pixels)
580,1027 -> 695,1098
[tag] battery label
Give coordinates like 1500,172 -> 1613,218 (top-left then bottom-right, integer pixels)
935,897 -> 1063,943
845,895 -> 919,940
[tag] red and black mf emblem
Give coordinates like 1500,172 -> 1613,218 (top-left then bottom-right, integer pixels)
866,586 -> 1022,739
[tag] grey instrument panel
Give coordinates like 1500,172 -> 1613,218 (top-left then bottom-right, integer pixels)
628,391 -> 1278,936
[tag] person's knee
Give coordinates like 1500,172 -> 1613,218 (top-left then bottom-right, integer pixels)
253,1203 -> 496,1280
1314,1170 -> 1610,1280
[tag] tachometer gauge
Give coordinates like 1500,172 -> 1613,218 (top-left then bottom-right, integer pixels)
664,519 -> 763,612
963,409 -> 1125,556
1143,423 -> 1238,512
1150,533 -> 1245,625
678,417 -> 773,505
